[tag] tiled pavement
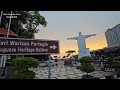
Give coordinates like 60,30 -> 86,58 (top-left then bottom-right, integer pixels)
29,65 -> 113,79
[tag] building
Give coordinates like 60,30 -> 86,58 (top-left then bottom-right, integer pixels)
105,24 -> 120,47
0,28 -> 49,68
0,28 -> 18,68
0,28 -> 18,78
0,28 -> 18,37
90,46 -> 120,59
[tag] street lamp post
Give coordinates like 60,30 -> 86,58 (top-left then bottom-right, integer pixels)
48,55 -> 51,79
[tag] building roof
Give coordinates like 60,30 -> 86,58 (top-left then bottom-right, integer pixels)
0,28 -> 18,37
91,45 -> 120,53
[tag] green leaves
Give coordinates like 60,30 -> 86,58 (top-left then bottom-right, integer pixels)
12,70 -> 36,79
111,56 -> 120,69
12,57 -> 39,79
112,62 -> 120,69
107,57 -> 113,62
106,56 -> 120,70
13,57 -> 39,70
80,56 -> 95,75
113,56 -> 120,62
1,11 -> 47,39
80,56 -> 93,64
80,65 -> 95,73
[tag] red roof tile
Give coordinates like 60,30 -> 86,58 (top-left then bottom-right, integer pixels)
0,28 -> 18,37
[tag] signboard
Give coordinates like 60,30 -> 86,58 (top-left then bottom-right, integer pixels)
0,37 -> 59,55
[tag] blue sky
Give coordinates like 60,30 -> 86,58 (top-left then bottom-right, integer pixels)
35,11 -> 120,57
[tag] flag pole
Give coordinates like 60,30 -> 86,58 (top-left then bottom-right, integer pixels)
0,11 -> 3,26
7,11 -> 12,37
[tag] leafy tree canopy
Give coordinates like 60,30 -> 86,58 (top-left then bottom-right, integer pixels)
13,57 -> 39,71
80,65 -> 95,74
113,56 -> 120,62
66,50 -> 76,54
0,11 -> 47,39
80,56 -> 93,64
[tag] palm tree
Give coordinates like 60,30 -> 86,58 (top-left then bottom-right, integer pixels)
66,50 -> 76,58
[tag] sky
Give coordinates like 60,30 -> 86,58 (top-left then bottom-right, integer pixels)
35,11 -> 120,57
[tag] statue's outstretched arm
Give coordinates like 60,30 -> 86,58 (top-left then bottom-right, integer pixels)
67,36 -> 78,40
84,34 -> 96,39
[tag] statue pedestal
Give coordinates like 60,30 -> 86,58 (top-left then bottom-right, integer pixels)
78,48 -> 91,59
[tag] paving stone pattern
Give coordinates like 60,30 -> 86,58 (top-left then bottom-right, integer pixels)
29,66 -> 111,79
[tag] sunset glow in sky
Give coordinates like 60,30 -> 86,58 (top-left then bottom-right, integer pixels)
35,11 -> 120,57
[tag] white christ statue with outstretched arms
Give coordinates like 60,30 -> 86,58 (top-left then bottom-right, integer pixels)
67,32 -> 96,60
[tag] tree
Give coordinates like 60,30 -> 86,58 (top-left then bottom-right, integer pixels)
107,57 -> 113,62
66,50 -> 76,58
106,56 -> 120,71
79,56 -> 95,78
13,57 -> 39,71
66,50 -> 75,54
0,11 -> 47,39
12,71 -> 36,79
112,56 -> 120,71
80,65 -> 95,76
13,57 -> 39,79
113,56 -> 120,62
80,56 -> 93,65
63,56 -> 66,59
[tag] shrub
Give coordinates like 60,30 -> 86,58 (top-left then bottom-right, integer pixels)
80,56 -> 93,65
80,65 -> 95,75
113,56 -> 120,62
12,57 -> 39,79
112,62 -> 120,69
13,57 -> 39,71
12,71 -> 35,79
107,57 -> 113,62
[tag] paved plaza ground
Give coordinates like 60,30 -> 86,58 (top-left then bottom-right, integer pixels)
29,65 -> 113,79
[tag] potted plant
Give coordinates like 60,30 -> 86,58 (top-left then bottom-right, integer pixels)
80,65 -> 95,79
79,56 -> 95,79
